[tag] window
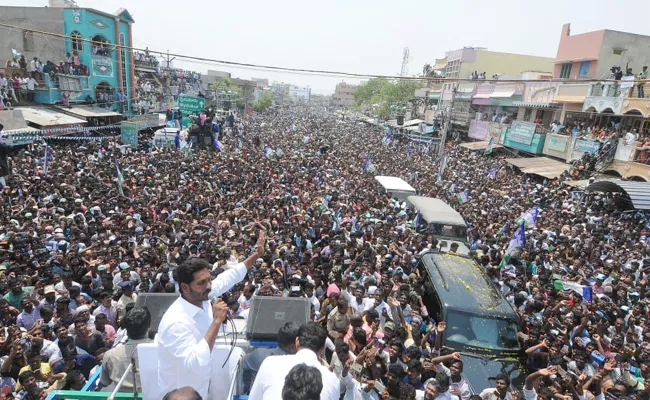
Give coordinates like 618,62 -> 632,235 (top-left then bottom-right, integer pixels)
91,35 -> 110,56
70,31 -> 83,52
23,30 -> 34,52
578,61 -> 590,77
119,33 -> 128,111
560,63 -> 572,79
613,49 -> 624,55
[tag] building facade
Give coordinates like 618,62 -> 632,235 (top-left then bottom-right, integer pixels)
554,23 -> 650,80
332,82 -> 357,107
288,85 -> 311,102
443,47 -> 554,79
0,5 -> 135,110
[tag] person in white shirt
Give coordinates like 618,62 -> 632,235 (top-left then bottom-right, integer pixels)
156,231 -> 266,399
431,352 -> 471,400
625,129 -> 639,146
478,374 -> 512,400
342,284 -> 374,313
249,321 -> 341,400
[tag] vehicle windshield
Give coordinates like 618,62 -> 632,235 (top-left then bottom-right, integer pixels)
445,311 -> 520,352
429,223 -> 467,241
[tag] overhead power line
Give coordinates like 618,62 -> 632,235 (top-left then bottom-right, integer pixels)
0,22 -> 620,84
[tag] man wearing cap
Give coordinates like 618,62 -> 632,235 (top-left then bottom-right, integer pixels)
112,263 -> 139,287
40,286 -> 57,308
116,281 -> 137,323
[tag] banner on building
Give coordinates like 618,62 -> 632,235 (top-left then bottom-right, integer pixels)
120,122 -> 138,148
508,121 -> 537,145
573,138 -> 601,154
547,135 -> 569,152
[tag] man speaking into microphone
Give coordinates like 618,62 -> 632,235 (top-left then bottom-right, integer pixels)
156,230 -> 266,399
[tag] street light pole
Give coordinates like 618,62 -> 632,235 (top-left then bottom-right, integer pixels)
438,82 -> 456,158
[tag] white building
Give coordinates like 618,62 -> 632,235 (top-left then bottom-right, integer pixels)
288,85 -> 311,102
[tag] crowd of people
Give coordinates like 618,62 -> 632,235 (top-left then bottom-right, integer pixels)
0,106 -> 648,400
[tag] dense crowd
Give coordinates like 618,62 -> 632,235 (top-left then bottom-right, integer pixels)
0,106 -> 648,400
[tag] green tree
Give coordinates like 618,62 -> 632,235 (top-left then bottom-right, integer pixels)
252,93 -> 273,111
353,79 -> 423,119
210,77 -> 239,95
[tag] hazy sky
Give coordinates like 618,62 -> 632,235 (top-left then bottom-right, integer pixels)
7,0 -> 650,94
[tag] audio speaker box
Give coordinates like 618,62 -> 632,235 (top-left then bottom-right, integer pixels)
134,293 -> 180,333
246,296 -> 310,341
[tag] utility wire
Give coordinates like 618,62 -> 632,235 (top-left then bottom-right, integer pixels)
0,22 -> 622,84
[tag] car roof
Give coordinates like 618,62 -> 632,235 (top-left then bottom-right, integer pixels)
407,196 -> 466,226
421,252 -> 517,319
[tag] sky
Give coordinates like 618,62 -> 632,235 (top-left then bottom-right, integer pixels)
7,0 -> 650,94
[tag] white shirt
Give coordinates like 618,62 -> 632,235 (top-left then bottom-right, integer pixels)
436,363 -> 471,400
156,263 -> 247,399
27,78 -> 37,91
249,348 -> 341,400
342,290 -> 375,313
374,301 -> 393,329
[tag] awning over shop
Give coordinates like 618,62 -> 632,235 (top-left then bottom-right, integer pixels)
512,102 -> 560,108
57,106 -> 123,119
402,119 -> 425,127
428,92 -> 441,100
17,107 -> 87,128
491,90 -> 516,98
553,96 -> 586,103
460,141 -> 503,151
472,93 -> 492,99
584,180 -> 650,210
505,157 -> 569,179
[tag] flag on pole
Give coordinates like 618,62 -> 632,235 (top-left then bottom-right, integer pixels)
484,137 -> 494,155
414,211 -> 422,228
437,152 -> 448,185
497,222 -> 509,238
519,207 -> 539,228
115,156 -> 124,196
213,136 -> 223,151
505,221 -> 526,257
264,146 -> 274,158
43,142 -> 50,177
487,168 -> 497,179
457,189 -> 469,204
553,280 -> 593,302
363,156 -> 376,173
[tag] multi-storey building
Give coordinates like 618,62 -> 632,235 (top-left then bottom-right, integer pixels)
332,82 -> 357,108
0,3 -> 136,110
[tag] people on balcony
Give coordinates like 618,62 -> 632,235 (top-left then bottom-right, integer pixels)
637,66 -> 647,98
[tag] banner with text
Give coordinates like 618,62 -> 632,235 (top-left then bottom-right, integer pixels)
508,121 -> 537,145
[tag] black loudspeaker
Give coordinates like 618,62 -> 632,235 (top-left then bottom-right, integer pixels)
134,293 -> 180,333
202,134 -> 212,146
246,297 -> 310,341
396,115 -> 405,126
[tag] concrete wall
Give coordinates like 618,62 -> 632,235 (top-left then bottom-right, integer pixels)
555,23 -> 605,65
459,51 -> 554,79
597,30 -> 650,79
0,7 -> 65,70
553,60 -> 599,79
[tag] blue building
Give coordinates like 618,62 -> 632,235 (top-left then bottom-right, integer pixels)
0,5 -> 136,111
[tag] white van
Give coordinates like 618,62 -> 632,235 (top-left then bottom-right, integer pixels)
374,176 -> 417,203
408,196 -> 468,245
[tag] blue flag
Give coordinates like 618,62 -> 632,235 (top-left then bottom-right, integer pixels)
213,136 -> 223,151
43,142 -> 50,177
